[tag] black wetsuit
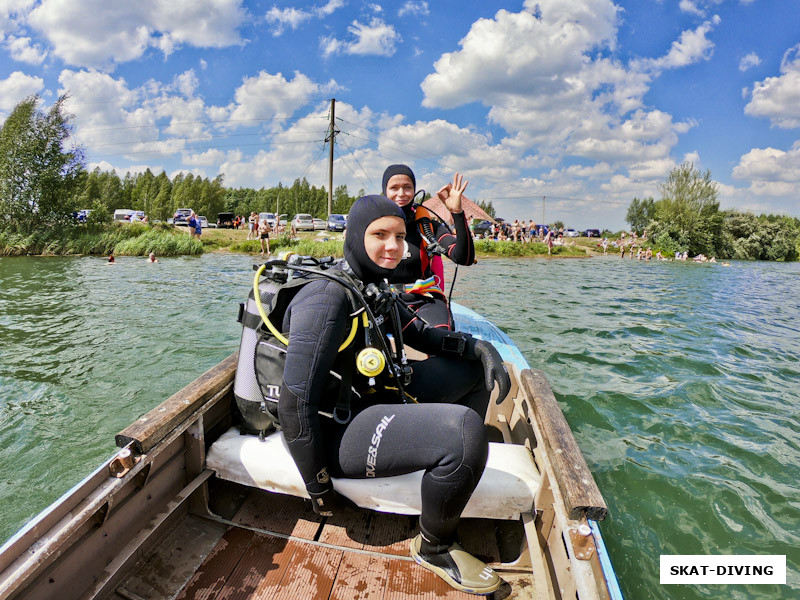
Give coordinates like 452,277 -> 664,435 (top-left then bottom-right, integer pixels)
390,204 -> 475,330
277,272 -> 491,547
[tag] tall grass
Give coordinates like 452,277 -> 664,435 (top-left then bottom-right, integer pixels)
473,238 -> 586,257
0,223 -> 202,256
228,233 -> 344,257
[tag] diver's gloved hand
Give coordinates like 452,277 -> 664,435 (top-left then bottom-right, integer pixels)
308,487 -> 358,517
471,339 -> 511,404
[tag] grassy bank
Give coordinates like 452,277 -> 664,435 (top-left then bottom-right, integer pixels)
1,222 -> 591,260
0,223 -> 202,257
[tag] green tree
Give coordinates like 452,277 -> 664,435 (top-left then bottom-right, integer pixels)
477,200 -> 495,219
625,197 -> 655,233
0,95 -> 85,232
649,163 -> 722,256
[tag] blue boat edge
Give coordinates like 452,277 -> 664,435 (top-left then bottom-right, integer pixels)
452,301 -> 623,600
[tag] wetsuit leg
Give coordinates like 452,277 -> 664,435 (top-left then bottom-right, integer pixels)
404,355 -> 490,418
326,403 -> 488,547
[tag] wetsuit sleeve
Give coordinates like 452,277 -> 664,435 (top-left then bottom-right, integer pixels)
436,212 -> 475,266
396,300 -> 474,355
278,279 -> 350,495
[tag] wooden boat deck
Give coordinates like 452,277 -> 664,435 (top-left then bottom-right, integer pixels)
115,484 -> 533,600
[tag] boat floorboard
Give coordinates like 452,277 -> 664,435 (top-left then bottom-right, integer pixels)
115,486 -> 533,600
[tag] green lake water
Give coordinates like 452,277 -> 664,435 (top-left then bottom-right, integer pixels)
1,253 -> 798,599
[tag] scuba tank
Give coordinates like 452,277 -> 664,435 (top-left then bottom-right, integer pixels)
234,255 -> 314,436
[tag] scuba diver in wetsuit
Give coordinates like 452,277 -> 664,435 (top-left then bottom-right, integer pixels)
275,195 -> 510,595
381,164 -> 476,330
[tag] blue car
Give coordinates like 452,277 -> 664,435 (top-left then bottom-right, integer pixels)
327,214 -> 347,231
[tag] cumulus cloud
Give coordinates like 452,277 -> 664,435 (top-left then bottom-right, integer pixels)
643,16 -> 719,71
322,18 -> 400,57
5,34 -> 46,64
0,70 -> 44,113
420,0 -> 700,177
739,52 -> 761,72
679,0 -> 705,17
744,44 -> 800,128
732,143 -> 800,185
398,1 -> 429,17
27,0 -> 246,69
265,0 -> 345,35
227,70 -> 327,127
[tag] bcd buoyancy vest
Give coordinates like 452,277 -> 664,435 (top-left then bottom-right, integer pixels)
233,257 -> 405,438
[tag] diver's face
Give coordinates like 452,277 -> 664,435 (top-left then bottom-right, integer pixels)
385,175 -> 415,207
364,216 -> 406,269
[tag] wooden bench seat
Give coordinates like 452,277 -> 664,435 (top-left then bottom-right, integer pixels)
206,427 -> 541,521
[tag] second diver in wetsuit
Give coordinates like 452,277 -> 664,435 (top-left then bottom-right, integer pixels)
275,194 -> 510,595
382,164 -> 476,330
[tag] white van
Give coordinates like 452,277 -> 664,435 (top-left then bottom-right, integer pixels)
113,209 -> 135,222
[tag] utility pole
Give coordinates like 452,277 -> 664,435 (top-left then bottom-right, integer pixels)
542,196 -> 546,225
326,98 -> 337,217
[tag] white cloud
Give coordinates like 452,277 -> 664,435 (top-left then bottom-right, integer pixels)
643,16 -> 719,71
265,0 -> 345,35
679,0 -> 705,17
227,70 -> 325,127
0,70 -> 44,113
0,0 -> 35,37
27,0 -> 246,69
744,44 -> 800,128
732,143 -> 800,185
398,1 -> 429,18
323,18 -> 400,57
739,52 -> 761,72
422,0 -> 621,109
5,34 -> 46,64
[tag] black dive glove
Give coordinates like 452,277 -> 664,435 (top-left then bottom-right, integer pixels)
471,339 -> 511,404
308,487 -> 358,517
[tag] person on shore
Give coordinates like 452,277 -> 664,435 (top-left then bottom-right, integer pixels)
544,228 -> 553,255
381,164 -> 476,330
258,217 -> 271,255
189,211 -> 202,240
275,195 -> 510,595
247,212 -> 257,240
147,252 -> 158,263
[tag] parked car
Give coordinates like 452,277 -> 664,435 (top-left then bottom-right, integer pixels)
113,209 -> 135,222
73,209 -> 92,223
291,213 -> 315,231
564,228 -> 580,237
216,212 -> 235,228
327,214 -> 347,231
173,208 -> 193,225
130,210 -> 145,222
584,228 -> 601,238
198,216 -> 209,229
259,212 -> 277,228
313,218 -> 326,230
472,220 -> 493,237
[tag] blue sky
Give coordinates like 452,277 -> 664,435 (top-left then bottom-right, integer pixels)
1,0 -> 798,229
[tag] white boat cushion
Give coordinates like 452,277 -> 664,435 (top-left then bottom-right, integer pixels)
207,426 -> 541,520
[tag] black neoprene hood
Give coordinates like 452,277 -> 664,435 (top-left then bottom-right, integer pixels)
381,164 -> 416,195
344,195 -> 405,284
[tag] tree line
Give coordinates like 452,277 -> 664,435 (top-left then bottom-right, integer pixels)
0,94 -> 372,233
626,163 -> 799,261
